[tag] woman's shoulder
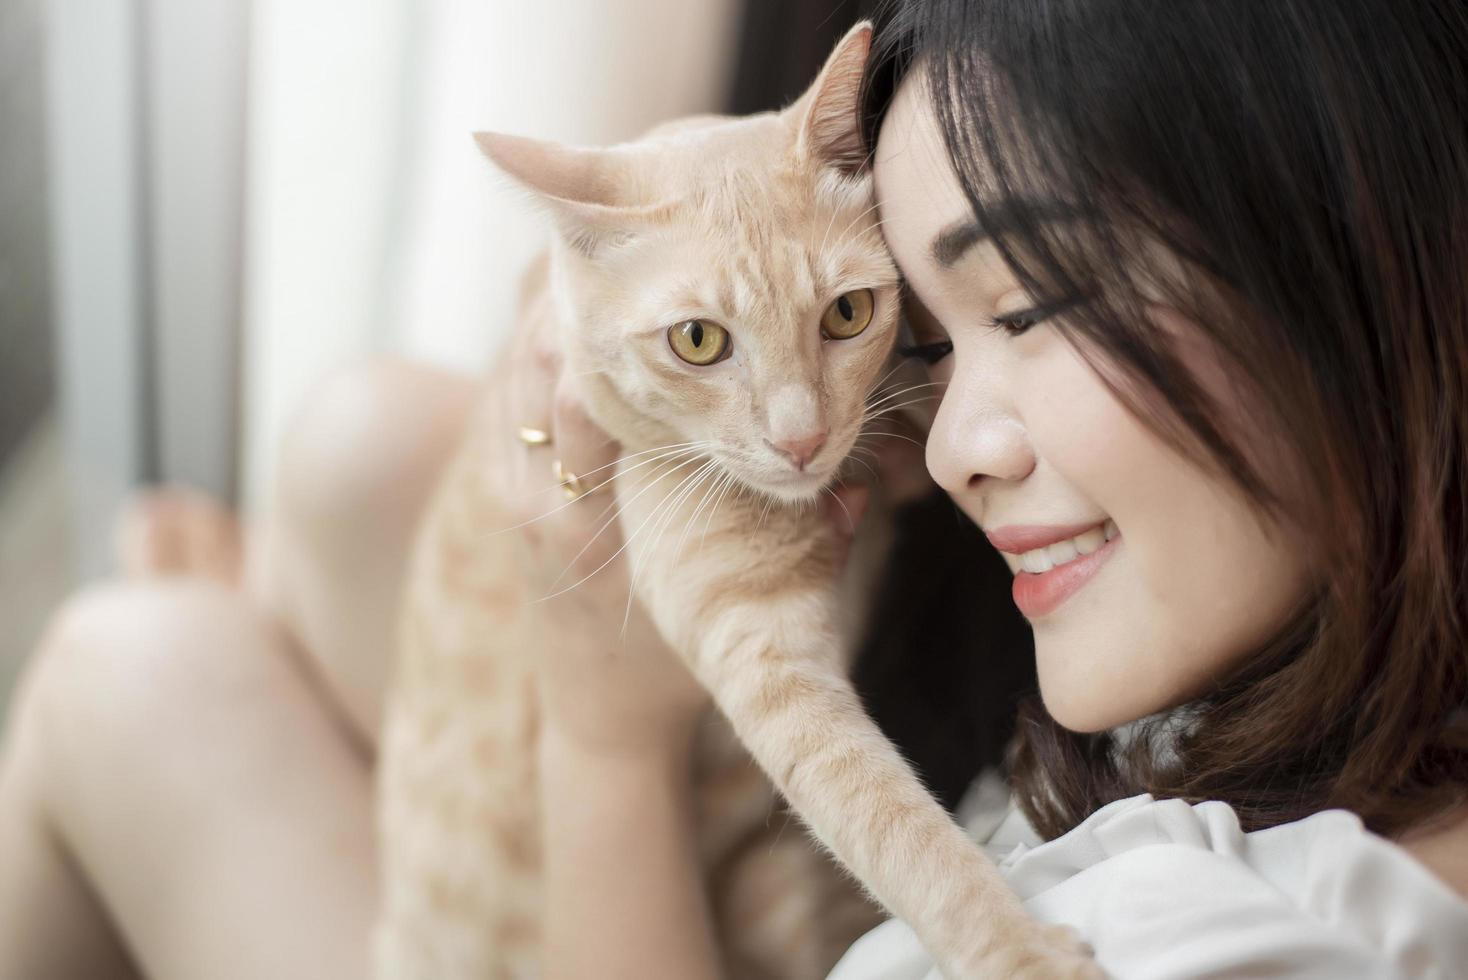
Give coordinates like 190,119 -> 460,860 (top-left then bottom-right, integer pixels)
1005,794 -> 1468,976
829,793 -> 1468,980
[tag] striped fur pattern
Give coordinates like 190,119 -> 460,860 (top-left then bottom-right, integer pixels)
375,22 -> 1100,980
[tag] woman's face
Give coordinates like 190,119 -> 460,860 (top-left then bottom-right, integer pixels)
873,75 -> 1312,732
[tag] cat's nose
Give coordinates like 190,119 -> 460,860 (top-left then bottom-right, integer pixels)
768,430 -> 828,472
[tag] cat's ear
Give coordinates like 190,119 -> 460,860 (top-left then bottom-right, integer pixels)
474,131 -> 655,255
792,21 -> 873,175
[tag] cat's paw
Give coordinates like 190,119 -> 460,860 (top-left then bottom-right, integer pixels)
960,924 -> 1105,979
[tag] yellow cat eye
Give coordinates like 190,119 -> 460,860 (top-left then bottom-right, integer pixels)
821,289 -> 875,340
668,319 -> 731,366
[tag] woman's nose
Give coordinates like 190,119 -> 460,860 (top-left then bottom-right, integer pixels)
924,383 -> 1034,503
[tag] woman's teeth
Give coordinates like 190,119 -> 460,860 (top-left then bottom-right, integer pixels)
1016,520 -> 1118,574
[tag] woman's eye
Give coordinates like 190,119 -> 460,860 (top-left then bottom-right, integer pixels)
667,319 -> 732,365
990,294 -> 1087,336
821,289 -> 875,339
989,310 -> 1042,336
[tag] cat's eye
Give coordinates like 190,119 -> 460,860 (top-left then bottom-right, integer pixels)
667,319 -> 731,365
821,289 -> 875,340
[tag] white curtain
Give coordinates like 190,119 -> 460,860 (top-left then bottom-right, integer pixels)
241,0 -> 741,508
45,0 -> 249,575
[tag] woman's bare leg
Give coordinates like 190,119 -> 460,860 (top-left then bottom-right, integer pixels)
0,358 -> 479,977
0,581 -> 376,980
0,658 -> 141,980
251,359 -> 480,749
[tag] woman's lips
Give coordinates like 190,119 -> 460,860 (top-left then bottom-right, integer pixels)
984,521 -> 1108,554
1008,533 -> 1120,619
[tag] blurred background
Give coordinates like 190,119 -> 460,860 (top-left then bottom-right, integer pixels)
0,0 -> 875,711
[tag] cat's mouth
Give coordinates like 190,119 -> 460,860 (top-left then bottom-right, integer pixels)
744,464 -> 841,503
716,433 -> 858,503
709,441 -> 851,503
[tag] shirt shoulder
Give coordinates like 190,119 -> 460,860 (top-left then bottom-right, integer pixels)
829,794 -> 1468,980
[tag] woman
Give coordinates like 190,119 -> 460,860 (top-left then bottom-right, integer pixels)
835,0 -> 1468,973
2,1 -> 1466,977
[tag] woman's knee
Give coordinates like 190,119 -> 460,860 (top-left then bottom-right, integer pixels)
272,358 -> 477,543
14,580 -> 300,796
4,581 -> 376,980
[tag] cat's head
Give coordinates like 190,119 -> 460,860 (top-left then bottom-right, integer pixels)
477,23 -> 899,503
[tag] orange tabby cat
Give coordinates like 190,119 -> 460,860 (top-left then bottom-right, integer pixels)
375,22 -> 1099,980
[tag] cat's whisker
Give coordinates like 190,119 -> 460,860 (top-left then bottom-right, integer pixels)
584,442 -> 712,492
485,483 -> 619,538
843,453 -> 879,482
860,405 -> 936,428
849,436 -> 893,467
556,440 -> 708,488
834,217 -> 889,256
540,451 -> 702,591
824,202 -> 882,261
755,493 -> 777,533
660,463 -> 722,571
846,450 -> 878,470
626,457 -> 720,589
827,208 -> 880,259
857,430 -> 927,450
866,377 -> 947,400
539,456 -> 703,604
623,460 -> 722,632
698,471 -> 739,554
828,200 -> 883,255
676,463 -> 733,564
863,359 -> 913,401
487,443 -> 705,538
832,216 -> 888,258
767,807 -> 799,854
864,381 -> 946,413
817,201 -> 844,265
683,472 -> 724,559
861,392 -> 938,423
557,445 -> 714,545
823,485 -> 857,532
538,453 -> 707,597
649,467 -> 730,624
861,395 -> 942,423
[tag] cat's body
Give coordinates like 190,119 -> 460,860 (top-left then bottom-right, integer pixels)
374,254 -> 882,980
376,23 -> 1100,980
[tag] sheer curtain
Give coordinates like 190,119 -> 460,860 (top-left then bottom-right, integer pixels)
45,0 -> 742,567
45,0 -> 249,575
241,0 -> 741,507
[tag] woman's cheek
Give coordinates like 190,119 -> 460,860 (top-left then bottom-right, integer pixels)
1023,338 -> 1312,724
1018,348 -> 1177,725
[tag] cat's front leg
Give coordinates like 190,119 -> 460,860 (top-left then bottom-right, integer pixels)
621,483 -> 1100,978
695,606 -> 1098,979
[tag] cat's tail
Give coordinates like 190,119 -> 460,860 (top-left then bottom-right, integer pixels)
112,485 -> 245,585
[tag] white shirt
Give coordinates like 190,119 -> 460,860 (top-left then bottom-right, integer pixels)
827,774 -> 1468,979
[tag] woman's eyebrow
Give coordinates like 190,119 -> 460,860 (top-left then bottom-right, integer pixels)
929,200 -> 1079,268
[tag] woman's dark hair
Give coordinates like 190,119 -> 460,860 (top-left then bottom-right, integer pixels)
863,0 -> 1468,839
853,489 -> 1037,812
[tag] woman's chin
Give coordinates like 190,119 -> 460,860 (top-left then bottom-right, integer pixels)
1034,661 -> 1168,735
1040,696 -> 1125,735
